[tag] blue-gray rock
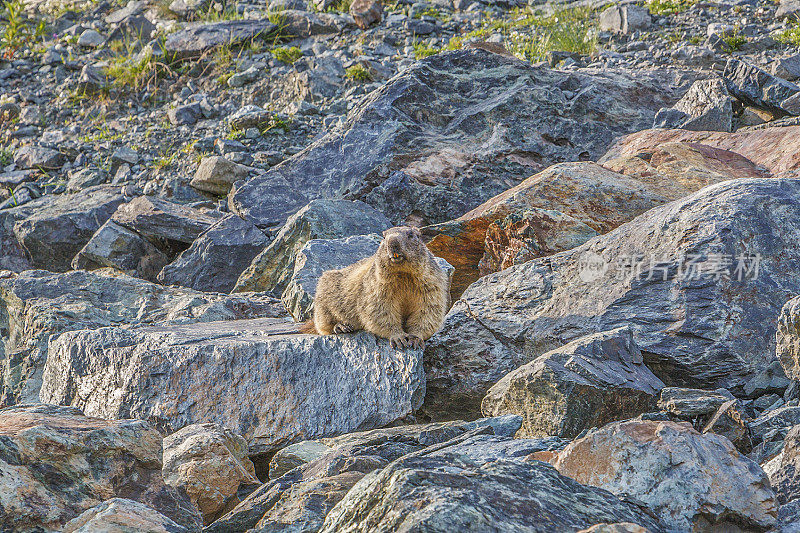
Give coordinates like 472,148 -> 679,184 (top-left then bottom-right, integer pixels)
0,185 -> 125,273
111,195 -> 221,247
424,178 -> 800,420
319,434 -> 664,532
168,102 -> 202,126
164,20 -> 278,60
723,58 -> 800,114
158,214 -> 270,293
778,295 -> 800,381
40,318 -> 425,446
0,269 -> 284,406
13,145 -> 65,170
229,49 -> 681,230
482,327 -> 665,439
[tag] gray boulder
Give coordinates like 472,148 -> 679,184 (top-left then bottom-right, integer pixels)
777,0 -> 800,19
656,77 -> 734,132
778,295 -> 800,381
598,4 -> 651,35
482,327 -> 664,439
229,49 -> 681,230
211,420 -> 563,533
424,178 -> 800,420
63,499 -> 188,533
723,58 -> 800,114
111,195 -> 221,247
0,185 -> 125,272
157,214 -> 270,293
0,404 -> 201,532
552,419 -> 777,532
40,318 -> 425,445
13,145 -> 65,170
768,424 -> 800,506
190,156 -> 250,196
318,435 -> 663,532
71,220 -> 170,281
0,269 -> 283,406
657,387 -> 735,418
164,20 -> 278,60
234,199 -> 390,294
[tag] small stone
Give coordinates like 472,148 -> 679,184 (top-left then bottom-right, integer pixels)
77,29 -> 105,47
269,440 -> 332,479
190,155 -> 250,196
657,387 -> 735,418
349,0 -> 382,29
599,4 -> 651,35
13,145 -> 65,170
168,102 -> 202,126
110,146 -> 139,172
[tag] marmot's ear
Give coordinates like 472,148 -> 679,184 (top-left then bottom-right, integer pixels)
382,229 -> 390,238
411,227 -> 422,237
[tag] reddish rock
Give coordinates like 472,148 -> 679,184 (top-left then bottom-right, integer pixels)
600,126 -> 800,177
349,0 -> 382,29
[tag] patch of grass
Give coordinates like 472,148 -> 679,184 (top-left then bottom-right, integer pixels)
777,21 -> 800,47
440,6 -> 598,63
688,34 -> 703,45
80,126 -> 122,143
199,1 -> 244,22
414,7 -> 448,21
1,0 -> 34,58
260,114 -> 290,134
325,0 -> 352,13
0,147 -> 12,166
345,64 -> 373,82
646,0 -> 697,16
722,32 -> 746,53
105,40 -> 174,93
153,149 -> 180,170
271,45 -> 302,63
413,40 -> 439,59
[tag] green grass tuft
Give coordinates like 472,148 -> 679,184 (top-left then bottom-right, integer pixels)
271,45 -> 302,63
345,64 -> 373,82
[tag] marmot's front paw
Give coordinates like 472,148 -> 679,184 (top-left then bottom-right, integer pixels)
333,323 -> 356,334
390,334 -> 425,350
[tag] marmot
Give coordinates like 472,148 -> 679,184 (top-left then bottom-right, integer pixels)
304,226 -> 448,349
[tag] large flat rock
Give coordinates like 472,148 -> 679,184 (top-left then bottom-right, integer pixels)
424,178 -> 800,419
40,318 -> 425,447
0,269 -> 284,406
229,49 -> 683,230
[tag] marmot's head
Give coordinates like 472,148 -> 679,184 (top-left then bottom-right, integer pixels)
378,226 -> 429,272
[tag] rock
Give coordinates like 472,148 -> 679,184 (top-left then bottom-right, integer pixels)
424,178 -> 800,419
0,404 -> 201,531
481,327 -> 664,439
778,295 -> 800,381
745,359 -> 792,398
234,199 -> 390,294
168,102 -> 202,126
751,407 -> 800,443
723,58 -> 800,114
777,499 -> 800,533
162,423 -> 259,525
349,0 -> 382,29
599,4 -> 651,35
777,0 -> 800,19
227,66 -> 260,88
552,419 -> 777,531
164,20 -> 278,60
63,499 -> 188,533
110,146 -> 139,172
318,435 -> 663,532
667,77 -> 734,132
425,162 -> 682,299
77,29 -> 104,47
657,387 -> 735,418
600,125 -> 800,177
762,423 -> 800,506
77,64 -> 106,94
190,155 -> 250,196
210,419 -> 527,532
67,167 -> 106,192
13,145 -> 65,170
228,105 -> 275,130
773,55 -> 800,82
278,10 -> 346,38
0,269 -> 284,405
268,440 -> 332,480
111,195 -> 221,248
229,49 -> 681,230
703,399 -> 753,454
577,525 -> 651,533
40,318 -> 425,446
71,220 -> 170,280
157,214 -> 270,293
0,185 -> 124,272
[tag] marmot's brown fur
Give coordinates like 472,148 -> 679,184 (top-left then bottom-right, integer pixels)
304,226 -> 448,349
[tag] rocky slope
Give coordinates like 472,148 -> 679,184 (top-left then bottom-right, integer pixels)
4,0 -> 800,530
